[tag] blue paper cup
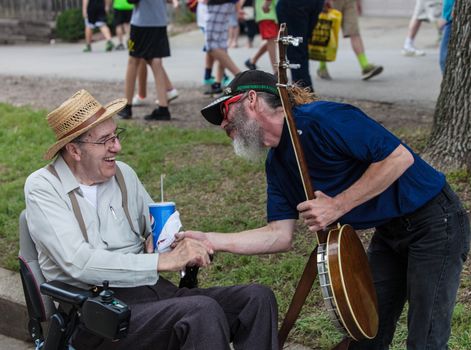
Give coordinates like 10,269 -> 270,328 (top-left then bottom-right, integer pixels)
149,202 -> 175,252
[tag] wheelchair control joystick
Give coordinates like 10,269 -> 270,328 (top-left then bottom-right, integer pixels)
81,280 -> 131,340
99,280 -> 114,303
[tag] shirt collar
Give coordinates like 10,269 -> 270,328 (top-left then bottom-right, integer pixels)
53,155 -> 82,195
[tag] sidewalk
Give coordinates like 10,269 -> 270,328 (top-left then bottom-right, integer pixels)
0,16 -> 442,108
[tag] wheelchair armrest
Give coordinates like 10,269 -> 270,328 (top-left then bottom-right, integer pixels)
40,281 -> 92,307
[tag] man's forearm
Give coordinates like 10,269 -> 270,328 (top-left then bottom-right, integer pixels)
335,144 -> 414,215
208,220 -> 296,255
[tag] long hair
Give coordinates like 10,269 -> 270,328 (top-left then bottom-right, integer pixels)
288,84 -> 319,105
258,84 -> 318,110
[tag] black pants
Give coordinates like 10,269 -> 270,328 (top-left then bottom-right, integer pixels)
73,278 -> 278,350
351,183 -> 470,350
276,0 -> 325,90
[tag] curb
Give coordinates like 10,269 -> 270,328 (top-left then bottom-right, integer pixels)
0,268 -> 29,342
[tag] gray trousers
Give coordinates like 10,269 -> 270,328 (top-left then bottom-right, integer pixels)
73,277 -> 279,350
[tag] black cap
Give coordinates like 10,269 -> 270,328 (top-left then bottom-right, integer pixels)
201,70 -> 279,125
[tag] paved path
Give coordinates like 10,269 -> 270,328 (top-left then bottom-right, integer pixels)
0,16 -> 442,108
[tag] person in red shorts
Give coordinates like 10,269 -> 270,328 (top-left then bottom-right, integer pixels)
244,0 -> 278,74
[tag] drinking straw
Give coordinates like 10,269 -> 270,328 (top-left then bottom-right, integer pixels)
160,174 -> 165,202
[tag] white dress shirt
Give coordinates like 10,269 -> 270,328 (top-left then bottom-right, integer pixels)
24,155 -> 159,289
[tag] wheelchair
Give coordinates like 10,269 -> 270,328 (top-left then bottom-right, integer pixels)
18,210 -> 132,350
18,210 -> 200,350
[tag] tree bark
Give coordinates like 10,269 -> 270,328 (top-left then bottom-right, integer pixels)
423,0 -> 471,172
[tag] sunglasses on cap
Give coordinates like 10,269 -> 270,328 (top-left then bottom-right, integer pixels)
220,93 -> 246,120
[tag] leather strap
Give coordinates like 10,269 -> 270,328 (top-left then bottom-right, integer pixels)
61,107 -> 106,139
47,164 -> 88,242
114,165 -> 141,237
46,163 -> 139,242
278,245 -> 319,348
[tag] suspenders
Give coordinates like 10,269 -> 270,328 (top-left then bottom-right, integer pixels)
47,164 -> 141,242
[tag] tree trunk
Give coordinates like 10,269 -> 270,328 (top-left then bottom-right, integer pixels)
423,0 -> 471,172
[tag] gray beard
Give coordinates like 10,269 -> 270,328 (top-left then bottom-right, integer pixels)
233,137 -> 266,162
228,101 -> 266,162
232,119 -> 266,162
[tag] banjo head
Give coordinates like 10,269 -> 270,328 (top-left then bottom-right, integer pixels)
326,224 -> 379,340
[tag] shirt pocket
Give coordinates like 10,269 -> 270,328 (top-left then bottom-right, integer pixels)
103,205 -> 141,248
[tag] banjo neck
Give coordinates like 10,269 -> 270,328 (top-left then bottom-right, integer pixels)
276,23 -> 329,244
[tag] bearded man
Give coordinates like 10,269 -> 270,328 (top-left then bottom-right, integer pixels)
180,70 -> 470,349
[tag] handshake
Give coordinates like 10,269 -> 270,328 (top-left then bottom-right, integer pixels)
152,209 -> 213,287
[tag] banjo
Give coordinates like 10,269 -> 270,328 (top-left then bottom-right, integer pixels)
276,23 -> 378,348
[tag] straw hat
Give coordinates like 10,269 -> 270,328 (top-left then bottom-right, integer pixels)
44,89 -> 127,160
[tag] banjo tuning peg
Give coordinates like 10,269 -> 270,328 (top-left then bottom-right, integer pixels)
280,35 -> 303,47
276,62 -> 301,70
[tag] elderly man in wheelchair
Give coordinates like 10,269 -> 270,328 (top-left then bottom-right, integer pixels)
19,90 -> 278,350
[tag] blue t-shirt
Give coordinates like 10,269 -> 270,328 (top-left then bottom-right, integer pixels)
266,101 -> 445,229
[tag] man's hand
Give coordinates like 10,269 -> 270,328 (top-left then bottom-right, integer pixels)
175,231 -> 215,251
158,238 -> 213,272
145,235 -> 154,253
296,191 -> 344,232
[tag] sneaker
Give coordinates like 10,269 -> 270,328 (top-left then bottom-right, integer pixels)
83,44 -> 91,53
155,88 -> 179,105
105,40 -> 114,52
244,59 -> 257,70
167,88 -> 179,101
144,107 -> 171,121
362,64 -> 383,81
118,104 -> 132,119
317,68 -> 332,80
115,43 -> 125,51
204,76 -> 215,85
132,95 -> 147,106
204,83 -> 223,95
401,47 -> 425,57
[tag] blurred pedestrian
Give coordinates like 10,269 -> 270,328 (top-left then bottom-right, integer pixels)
439,0 -> 455,73
275,0 -> 325,90
244,0 -> 279,75
113,0 -> 134,50
131,60 -> 179,106
227,0 -> 241,48
402,0 -> 442,57
118,0 -> 179,121
241,0 -> 258,48
317,0 -> 383,81
204,0 -> 242,94
82,0 -> 115,52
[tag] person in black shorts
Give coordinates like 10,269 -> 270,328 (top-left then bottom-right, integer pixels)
118,0 -> 178,121
82,0 -> 114,52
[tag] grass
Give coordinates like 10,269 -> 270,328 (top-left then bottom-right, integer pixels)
0,103 -> 470,349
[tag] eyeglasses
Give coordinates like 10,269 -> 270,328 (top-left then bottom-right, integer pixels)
221,94 -> 246,120
75,128 -> 126,148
